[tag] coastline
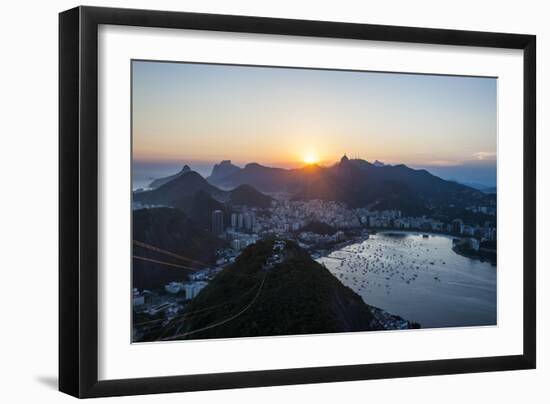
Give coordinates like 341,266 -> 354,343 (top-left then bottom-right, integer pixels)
452,242 -> 497,266
313,228 -> 495,266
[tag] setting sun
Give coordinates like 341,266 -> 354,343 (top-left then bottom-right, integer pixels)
303,153 -> 319,165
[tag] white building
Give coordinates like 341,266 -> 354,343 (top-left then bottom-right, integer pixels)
165,282 -> 185,294
231,239 -> 242,251
468,237 -> 480,251
183,281 -> 208,299
237,213 -> 244,228
132,295 -> 145,306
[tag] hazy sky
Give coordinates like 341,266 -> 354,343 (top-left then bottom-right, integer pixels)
132,60 -> 497,186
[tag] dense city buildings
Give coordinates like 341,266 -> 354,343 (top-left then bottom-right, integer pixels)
202,193 -> 497,269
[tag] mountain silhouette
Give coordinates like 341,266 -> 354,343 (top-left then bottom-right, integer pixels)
134,171 -> 222,206
207,160 -> 242,185
148,165 -> 191,189
138,157 -> 485,215
204,157 -> 484,214
228,184 -> 273,208
137,169 -> 273,210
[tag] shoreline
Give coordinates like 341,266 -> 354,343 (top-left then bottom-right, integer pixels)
314,229 -> 494,266
452,243 -> 497,266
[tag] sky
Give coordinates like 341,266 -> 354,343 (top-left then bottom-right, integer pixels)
132,60 -> 497,186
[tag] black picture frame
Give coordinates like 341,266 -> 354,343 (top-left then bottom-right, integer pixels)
59,5 -> 536,398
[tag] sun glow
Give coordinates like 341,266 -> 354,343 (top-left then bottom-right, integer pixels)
303,153 -> 320,165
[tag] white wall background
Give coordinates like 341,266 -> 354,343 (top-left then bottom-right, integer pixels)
0,0 -> 546,402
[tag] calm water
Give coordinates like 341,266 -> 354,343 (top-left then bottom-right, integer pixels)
317,232 -> 496,328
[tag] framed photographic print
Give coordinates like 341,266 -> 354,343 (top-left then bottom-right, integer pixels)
59,6 -> 536,398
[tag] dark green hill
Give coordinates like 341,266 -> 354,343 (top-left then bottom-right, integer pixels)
134,171 -> 222,207
301,220 -> 337,235
174,190 -> 227,232
228,184 -> 273,208
151,240 -> 415,341
132,207 -> 225,289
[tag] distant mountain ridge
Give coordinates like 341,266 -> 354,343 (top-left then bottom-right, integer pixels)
206,155 -> 485,214
207,160 -> 241,185
137,156 -> 486,216
460,182 -> 497,194
148,165 -> 191,189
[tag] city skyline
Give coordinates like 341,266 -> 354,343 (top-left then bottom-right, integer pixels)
132,60 -> 497,186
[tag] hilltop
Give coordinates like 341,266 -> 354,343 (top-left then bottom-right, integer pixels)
228,184 -> 273,208
207,160 -> 241,185
146,240 -> 418,341
148,165 -> 191,189
134,171 -> 222,206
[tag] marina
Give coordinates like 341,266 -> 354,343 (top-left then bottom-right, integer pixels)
317,231 -> 497,328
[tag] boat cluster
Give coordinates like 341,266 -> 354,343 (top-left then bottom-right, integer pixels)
322,235 -> 447,296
